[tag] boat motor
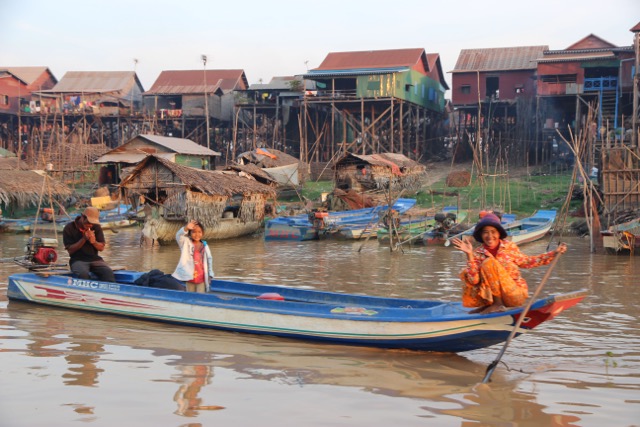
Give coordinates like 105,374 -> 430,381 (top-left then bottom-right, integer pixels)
309,209 -> 329,230
24,236 -> 59,266
434,212 -> 457,232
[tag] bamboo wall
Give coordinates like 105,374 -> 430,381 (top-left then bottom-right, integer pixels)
602,147 -> 640,215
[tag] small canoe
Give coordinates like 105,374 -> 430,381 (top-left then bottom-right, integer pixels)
264,198 -> 416,241
445,211 -> 554,246
7,269 -> 586,353
505,210 -> 557,245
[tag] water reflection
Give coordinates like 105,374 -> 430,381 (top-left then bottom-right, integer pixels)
1,228 -> 639,425
430,384 -> 582,426
3,301 -> 590,426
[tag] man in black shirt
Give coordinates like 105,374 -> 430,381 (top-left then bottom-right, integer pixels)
62,206 -> 115,282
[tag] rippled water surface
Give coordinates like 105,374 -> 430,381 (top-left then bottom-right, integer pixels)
1,227 -> 638,426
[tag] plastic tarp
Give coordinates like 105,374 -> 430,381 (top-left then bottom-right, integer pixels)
264,163 -> 299,187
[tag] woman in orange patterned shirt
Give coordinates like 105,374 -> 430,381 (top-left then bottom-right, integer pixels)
451,213 -> 566,314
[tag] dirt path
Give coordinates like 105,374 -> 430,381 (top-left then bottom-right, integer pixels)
422,160 -> 533,187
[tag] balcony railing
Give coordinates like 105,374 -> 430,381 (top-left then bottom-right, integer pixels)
584,77 -> 618,92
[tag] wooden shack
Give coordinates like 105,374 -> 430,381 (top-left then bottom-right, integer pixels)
119,155 -> 275,244
94,134 -> 222,185
334,152 -> 426,193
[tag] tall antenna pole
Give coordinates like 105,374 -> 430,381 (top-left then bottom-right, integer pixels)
632,29 -> 639,148
131,58 -> 138,118
202,54 -> 211,151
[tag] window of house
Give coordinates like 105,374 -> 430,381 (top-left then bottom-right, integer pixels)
428,87 -> 436,101
486,77 -> 499,99
461,85 -> 471,94
0,94 -> 8,105
540,74 -> 577,84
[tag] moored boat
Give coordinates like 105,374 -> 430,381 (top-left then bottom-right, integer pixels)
601,216 -> 640,253
505,210 -> 557,244
264,198 -> 417,241
7,269 -> 586,353
2,205 -> 138,233
445,211 -> 554,246
377,206 -> 468,245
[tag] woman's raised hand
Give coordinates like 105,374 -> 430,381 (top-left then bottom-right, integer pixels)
451,236 -> 473,255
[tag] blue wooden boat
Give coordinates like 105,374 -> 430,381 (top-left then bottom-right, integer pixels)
505,210 -> 557,244
1,204 -> 138,233
446,210 -> 556,246
6,269 -> 586,353
264,198 -> 416,241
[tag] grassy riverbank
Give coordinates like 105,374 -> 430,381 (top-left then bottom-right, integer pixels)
298,163 -> 581,220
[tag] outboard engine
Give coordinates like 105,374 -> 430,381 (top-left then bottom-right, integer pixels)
25,236 -> 59,265
434,212 -> 457,232
309,209 -> 329,229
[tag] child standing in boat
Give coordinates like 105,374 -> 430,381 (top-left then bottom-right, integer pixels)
172,219 -> 214,293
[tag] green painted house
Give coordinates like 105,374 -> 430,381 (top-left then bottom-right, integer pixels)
304,48 -> 449,113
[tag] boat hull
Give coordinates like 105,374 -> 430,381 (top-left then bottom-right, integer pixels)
7,270 -> 586,353
264,198 -> 417,241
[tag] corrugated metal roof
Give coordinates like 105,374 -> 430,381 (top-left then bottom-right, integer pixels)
94,134 -> 221,164
451,46 -> 548,73
49,71 -> 137,93
145,70 -> 248,95
303,67 -> 409,78
537,52 -> 616,63
337,152 -> 424,169
249,76 -> 315,91
93,152 -> 175,164
565,34 -> 617,50
136,134 -> 221,156
0,67 -> 52,85
312,48 -> 427,71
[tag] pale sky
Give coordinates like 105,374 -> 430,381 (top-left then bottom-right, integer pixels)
1,0 -> 637,92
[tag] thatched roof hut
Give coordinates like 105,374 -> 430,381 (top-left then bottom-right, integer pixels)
0,156 -> 30,171
0,169 -> 73,212
334,152 -> 426,193
119,155 -> 276,243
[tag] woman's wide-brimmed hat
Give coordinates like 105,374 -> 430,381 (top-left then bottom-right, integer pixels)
472,213 -> 506,242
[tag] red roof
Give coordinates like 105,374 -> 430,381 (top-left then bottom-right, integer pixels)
146,70 -> 248,95
313,48 -> 428,71
565,34 -> 617,50
631,22 -> 640,32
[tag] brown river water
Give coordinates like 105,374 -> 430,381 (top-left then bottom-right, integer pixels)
0,226 -> 638,426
